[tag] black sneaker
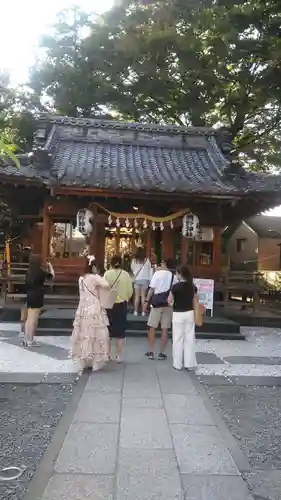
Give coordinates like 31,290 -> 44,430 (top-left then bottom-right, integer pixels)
158,353 -> 167,361
145,351 -> 155,360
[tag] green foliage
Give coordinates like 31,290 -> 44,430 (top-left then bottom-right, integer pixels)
0,136 -> 20,168
20,2 -> 281,170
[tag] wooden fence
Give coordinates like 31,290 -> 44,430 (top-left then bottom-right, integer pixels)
0,264 -> 267,313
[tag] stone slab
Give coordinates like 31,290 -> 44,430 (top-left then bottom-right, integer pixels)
198,375 -> 233,386
116,449 -> 183,500
229,376 -> 281,386
225,356 -> 281,365
74,392 -> 121,423
55,422 -> 118,474
85,370 -> 123,393
0,372 -> 44,384
122,397 -> 163,408
163,394 -> 214,426
157,368 -> 198,395
2,337 -> 69,360
120,407 -> 173,449
182,474 -> 253,500
244,470 -> 281,500
42,474 -> 114,500
42,373 -> 78,384
197,352 -> 224,365
123,379 -> 161,398
171,424 -> 238,475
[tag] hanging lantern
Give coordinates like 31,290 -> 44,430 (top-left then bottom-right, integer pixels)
116,217 -> 120,227
108,214 -> 112,225
125,217 -> 130,228
170,220 -> 174,229
160,221 -> 164,231
143,219 -> 148,229
182,214 -> 200,239
85,209 -> 94,235
152,221 -> 156,231
76,209 -> 94,236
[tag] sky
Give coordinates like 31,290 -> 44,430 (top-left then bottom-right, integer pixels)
1,1 -> 280,218
0,1 -> 113,85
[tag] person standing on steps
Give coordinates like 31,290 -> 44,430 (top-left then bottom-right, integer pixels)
143,258 -> 177,360
23,255 -> 54,347
168,265 -> 198,371
104,255 -> 133,362
131,247 -> 152,316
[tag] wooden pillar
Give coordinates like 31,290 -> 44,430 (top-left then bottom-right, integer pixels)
146,229 -> 151,257
96,223 -> 106,267
42,202 -> 51,264
115,227 -> 120,254
162,228 -> 174,260
181,235 -> 188,264
212,227 -> 222,271
89,204 -> 98,255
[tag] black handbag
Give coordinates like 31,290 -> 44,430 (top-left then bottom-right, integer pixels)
150,272 -> 174,308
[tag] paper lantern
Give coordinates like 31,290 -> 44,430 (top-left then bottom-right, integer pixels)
182,214 -> 200,238
76,209 -> 94,236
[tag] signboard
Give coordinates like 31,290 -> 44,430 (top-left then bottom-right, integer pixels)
193,278 -> 214,317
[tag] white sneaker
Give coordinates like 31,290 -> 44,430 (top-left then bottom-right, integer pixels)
142,311 -> 146,317
133,311 -> 138,316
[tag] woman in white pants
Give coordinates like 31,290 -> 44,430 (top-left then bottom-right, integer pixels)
168,265 -> 197,371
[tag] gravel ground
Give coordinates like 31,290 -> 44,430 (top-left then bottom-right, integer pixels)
0,383 -> 75,500
204,384 -> 281,470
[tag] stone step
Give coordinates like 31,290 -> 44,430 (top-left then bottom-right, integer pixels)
35,327 -> 245,341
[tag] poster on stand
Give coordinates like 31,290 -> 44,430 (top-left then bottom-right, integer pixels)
193,278 -> 214,317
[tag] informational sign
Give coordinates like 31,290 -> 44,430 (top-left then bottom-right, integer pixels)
193,278 -> 214,317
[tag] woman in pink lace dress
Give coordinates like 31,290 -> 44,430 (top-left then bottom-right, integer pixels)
71,256 -> 110,371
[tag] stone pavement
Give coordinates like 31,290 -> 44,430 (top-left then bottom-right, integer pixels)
2,325 -> 281,498
26,342 -> 253,500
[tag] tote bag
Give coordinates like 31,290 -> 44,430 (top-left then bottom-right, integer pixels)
193,295 -> 205,327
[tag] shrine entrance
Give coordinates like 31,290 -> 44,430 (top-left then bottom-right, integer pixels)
104,226 -> 147,269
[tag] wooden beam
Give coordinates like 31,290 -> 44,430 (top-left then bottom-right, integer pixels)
41,201 -> 51,264
53,186 -> 240,202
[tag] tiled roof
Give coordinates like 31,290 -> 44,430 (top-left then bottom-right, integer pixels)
246,215 -> 281,238
49,139 -> 235,194
2,116 -> 281,197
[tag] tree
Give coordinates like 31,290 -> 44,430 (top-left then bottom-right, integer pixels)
85,0 -> 281,169
29,1 -> 281,170
0,73 -> 45,155
30,6 -> 118,117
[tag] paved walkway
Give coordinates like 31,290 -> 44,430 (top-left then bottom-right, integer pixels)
3,326 -> 281,498
35,345 -> 253,500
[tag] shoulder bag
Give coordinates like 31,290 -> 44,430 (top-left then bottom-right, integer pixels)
150,272 -> 174,308
193,293 -> 205,327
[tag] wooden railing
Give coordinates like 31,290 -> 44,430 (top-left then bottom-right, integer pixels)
0,265 -> 267,312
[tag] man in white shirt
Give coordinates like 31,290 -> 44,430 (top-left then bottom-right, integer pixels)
143,258 -> 177,360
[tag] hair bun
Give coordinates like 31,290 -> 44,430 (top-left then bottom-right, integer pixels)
87,255 -> 96,266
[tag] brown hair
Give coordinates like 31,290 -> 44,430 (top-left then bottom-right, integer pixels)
111,254 -> 122,269
134,247 -> 146,263
177,264 -> 192,285
83,256 -> 97,275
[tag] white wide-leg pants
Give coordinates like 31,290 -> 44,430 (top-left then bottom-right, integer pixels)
172,310 -> 197,370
